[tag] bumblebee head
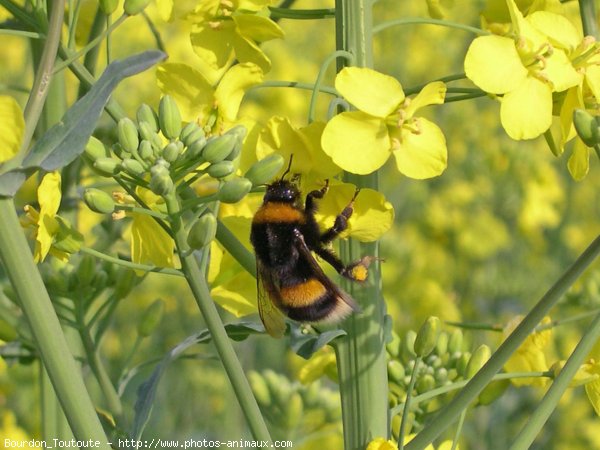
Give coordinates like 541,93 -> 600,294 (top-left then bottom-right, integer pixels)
264,179 -> 300,203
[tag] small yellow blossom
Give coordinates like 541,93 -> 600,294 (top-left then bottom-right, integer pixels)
0,95 -> 24,162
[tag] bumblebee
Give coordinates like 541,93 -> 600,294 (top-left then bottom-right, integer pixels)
250,164 -> 375,338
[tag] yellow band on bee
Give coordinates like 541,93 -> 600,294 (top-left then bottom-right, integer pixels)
253,202 -> 305,223
280,279 -> 327,307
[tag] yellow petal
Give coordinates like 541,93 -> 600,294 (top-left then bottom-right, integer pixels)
155,0 -> 174,21
543,49 -> 582,92
585,65 -> 600,103
215,62 -> 264,123
0,95 -> 25,163
366,438 -> 398,450
232,13 -> 284,41
211,273 -> 258,317
130,214 -> 174,273
568,138 -> 590,181
321,111 -> 391,174
35,172 -> 62,263
584,363 -> 600,415
404,81 -> 446,118
190,21 -> 235,70
393,117 -> 447,179
527,11 -> 581,52
464,35 -> 527,94
500,75 -> 552,139
506,0 -> 546,51
232,32 -> 271,73
335,67 -> 405,118
559,86 -> 583,149
156,63 -> 214,123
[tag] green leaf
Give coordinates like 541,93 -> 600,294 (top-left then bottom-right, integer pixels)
0,51 -> 166,197
132,321 -> 265,439
289,325 -> 346,359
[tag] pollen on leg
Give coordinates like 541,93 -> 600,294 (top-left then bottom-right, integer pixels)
351,264 -> 368,281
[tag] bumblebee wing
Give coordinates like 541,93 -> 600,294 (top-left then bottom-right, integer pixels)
292,229 -> 360,313
256,260 -> 287,338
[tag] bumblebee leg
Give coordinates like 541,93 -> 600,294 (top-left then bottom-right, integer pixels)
320,188 -> 360,244
313,245 -> 376,282
305,179 -> 329,215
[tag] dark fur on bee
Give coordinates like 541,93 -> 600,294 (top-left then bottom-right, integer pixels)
250,173 -> 375,337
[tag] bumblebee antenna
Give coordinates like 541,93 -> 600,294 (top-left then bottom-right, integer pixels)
280,154 -> 294,180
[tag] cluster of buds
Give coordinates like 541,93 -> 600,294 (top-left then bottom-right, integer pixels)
248,370 -> 341,435
387,317 -> 497,434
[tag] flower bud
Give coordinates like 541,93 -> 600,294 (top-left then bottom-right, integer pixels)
187,213 -> 217,250
387,360 -> 405,383
186,136 -> 207,160
111,143 -> 130,160
416,373 -> 436,393
456,352 -> 471,376
85,136 -> 109,161
162,142 -> 181,163
245,154 -> 285,186
573,109 -> 598,147
448,329 -> 463,354
224,124 -> 247,141
137,299 -> 165,337
76,254 -> 97,286
207,160 -> 235,179
478,379 -> 509,405
114,269 -> 138,298
284,392 -> 303,430
124,0 -> 151,15
139,121 -> 163,149
180,122 -> 205,146
118,117 -> 140,154
158,95 -> 182,140
203,134 -> 237,163
401,330 -> 417,362
465,344 -> 491,378
249,371 -> 271,407
137,103 -> 159,132
386,332 -> 401,358
121,158 -> 146,177
84,188 -> 115,214
138,140 -> 154,161
218,177 -> 252,203
92,270 -> 109,290
149,161 -> 174,196
414,316 -> 441,357
93,157 -> 121,177
435,331 -> 448,356
99,0 -> 119,14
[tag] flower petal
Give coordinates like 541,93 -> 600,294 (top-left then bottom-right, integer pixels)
585,65 -> 600,103
131,214 -> 174,273
335,67 -> 405,118
156,63 -> 214,122
233,13 -> 284,41
232,31 -> 271,72
527,11 -> 581,52
190,21 -> 235,70
36,172 -> 62,263
584,363 -> 600,416
559,86 -> 583,149
568,138 -> 590,181
500,75 -> 552,139
322,111 -> 391,174
544,49 -> 582,93
393,117 -> 447,179
0,95 -> 24,163
464,35 -> 527,94
404,81 -> 446,118
215,62 -> 264,123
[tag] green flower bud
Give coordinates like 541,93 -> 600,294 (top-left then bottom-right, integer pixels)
218,177 -> 252,203
76,254 -> 97,287
302,381 -> 321,408
83,188 -> 115,214
93,157 -> 121,177
92,270 -> 109,290
245,154 -> 285,186
139,121 -> 163,149
186,136 -> 207,160
248,371 -> 271,407
180,122 -> 204,146
162,142 -> 181,163
138,140 -> 154,161
465,344 -> 491,378
137,104 -> 159,132
386,331 -> 402,358
416,373 -> 436,394
264,370 -> 290,406
85,136 -> 109,161
118,117 -> 140,154
387,360 -> 405,383
285,392 -> 303,430
124,0 -> 151,15
225,141 -> 242,162
435,331 -> 448,356
434,367 -> 448,383
414,316 -> 441,357
448,329 -> 463,354
456,352 -> 471,377
573,109 -> 598,147
187,213 -> 217,250
99,0 -> 119,14
149,161 -> 174,196
203,134 -> 237,163
158,95 -> 182,140
0,317 -> 17,342
224,124 -> 247,141
402,330 -> 417,362
478,379 -> 509,405
114,269 -> 137,299
121,158 -> 146,177
52,216 -> 83,254
207,160 -> 235,179
137,299 -> 165,337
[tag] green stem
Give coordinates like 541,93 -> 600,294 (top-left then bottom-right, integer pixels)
334,2 -> 389,450
80,246 -> 183,276
579,0 -> 598,38
250,80 -> 338,96
373,18 -> 490,36
509,310 -> 600,450
0,29 -> 43,38
216,219 -> 256,276
268,6 -> 335,20
398,357 -> 421,450
406,233 -> 600,450
445,320 -> 503,332
75,4 -> 107,98
165,194 -> 271,442
451,410 -> 466,450
404,72 -> 466,96
0,200 -> 110,447
308,50 -> 354,122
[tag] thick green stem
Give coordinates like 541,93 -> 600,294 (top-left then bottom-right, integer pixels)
509,310 -> 600,450
165,195 -> 271,442
0,199 -> 110,448
406,234 -> 600,450
333,2 -> 389,449
579,0 -> 598,38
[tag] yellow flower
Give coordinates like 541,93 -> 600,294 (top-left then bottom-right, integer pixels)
464,0 -> 581,140
503,315 -> 552,386
583,360 -> 600,416
367,438 -> 398,450
0,411 -> 41,449
0,95 -> 24,162
322,67 -> 447,178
